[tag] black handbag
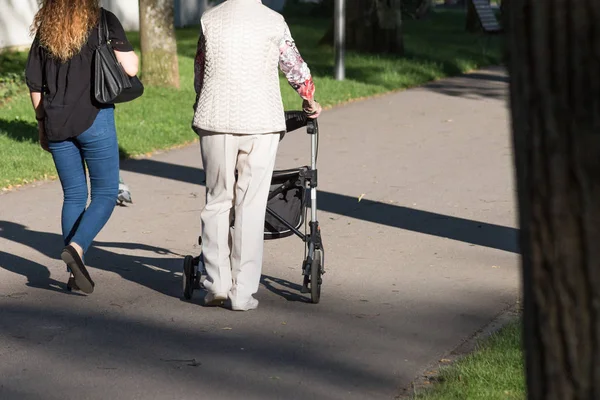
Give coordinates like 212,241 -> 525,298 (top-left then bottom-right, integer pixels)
94,8 -> 144,104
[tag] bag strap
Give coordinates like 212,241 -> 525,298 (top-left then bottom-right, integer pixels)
41,43 -> 48,93
98,8 -> 109,45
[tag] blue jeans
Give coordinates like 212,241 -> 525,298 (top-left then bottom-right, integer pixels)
48,108 -> 119,254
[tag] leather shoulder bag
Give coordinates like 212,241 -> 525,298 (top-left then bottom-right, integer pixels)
94,8 -> 144,104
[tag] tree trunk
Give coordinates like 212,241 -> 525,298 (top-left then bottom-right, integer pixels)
320,0 -> 404,55
414,0 -> 434,19
465,0 -> 479,32
139,0 -> 180,88
500,0 -> 507,23
507,0 -> 600,399
402,0 -> 433,19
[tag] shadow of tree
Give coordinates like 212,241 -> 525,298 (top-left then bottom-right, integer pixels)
423,66 -> 508,100
0,250 -> 84,296
0,302 -> 402,399
0,118 -> 37,143
0,221 -> 186,298
0,118 -> 175,166
0,278 -> 519,399
119,158 -> 518,254
0,52 -> 28,78
163,10 -> 503,90
0,220 -> 318,303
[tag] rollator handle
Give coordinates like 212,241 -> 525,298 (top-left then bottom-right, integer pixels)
284,111 -> 307,133
307,118 -> 319,135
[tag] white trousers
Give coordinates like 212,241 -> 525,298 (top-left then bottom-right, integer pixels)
200,133 -> 280,302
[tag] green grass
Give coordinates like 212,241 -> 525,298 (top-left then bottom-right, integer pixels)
413,321 -> 525,400
0,10 -> 503,188
0,51 -> 28,106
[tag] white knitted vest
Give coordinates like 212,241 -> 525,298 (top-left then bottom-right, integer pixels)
193,0 -> 287,135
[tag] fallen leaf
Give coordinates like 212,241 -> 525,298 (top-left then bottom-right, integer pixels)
161,358 -> 202,367
358,193 -> 366,202
440,358 -> 451,363
492,265 -> 500,268
222,327 -> 232,330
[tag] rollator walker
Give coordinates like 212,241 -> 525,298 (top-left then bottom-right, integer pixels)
182,111 -> 325,303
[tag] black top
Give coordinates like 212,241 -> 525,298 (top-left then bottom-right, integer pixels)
26,9 -> 133,141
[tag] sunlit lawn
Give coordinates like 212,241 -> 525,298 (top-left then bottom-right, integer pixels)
0,10 -> 502,188
413,321 -> 525,400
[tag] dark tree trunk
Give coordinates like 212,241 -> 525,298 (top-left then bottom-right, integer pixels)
414,0 -> 434,19
139,0 -> 180,88
465,0 -> 479,32
403,0 -> 433,19
320,0 -> 404,55
507,0 -> 600,399
500,0 -> 507,22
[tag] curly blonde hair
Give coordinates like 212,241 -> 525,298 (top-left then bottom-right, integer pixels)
31,0 -> 100,62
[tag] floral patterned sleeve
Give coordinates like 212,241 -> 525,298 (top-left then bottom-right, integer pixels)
194,26 -> 206,96
279,25 -> 315,101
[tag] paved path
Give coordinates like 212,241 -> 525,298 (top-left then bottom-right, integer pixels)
0,67 -> 519,400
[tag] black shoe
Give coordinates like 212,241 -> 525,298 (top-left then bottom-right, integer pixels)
61,245 -> 95,294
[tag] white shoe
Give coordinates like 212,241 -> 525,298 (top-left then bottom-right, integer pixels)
117,181 -> 132,205
203,292 -> 228,306
230,296 -> 259,311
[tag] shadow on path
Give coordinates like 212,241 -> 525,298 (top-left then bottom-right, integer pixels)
121,158 -> 519,254
0,221 -> 183,298
0,221 -> 311,302
423,67 -> 508,100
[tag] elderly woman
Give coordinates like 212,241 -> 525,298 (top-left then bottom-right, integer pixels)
192,0 -> 321,311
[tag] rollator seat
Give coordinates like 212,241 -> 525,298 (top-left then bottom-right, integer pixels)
271,167 -> 305,184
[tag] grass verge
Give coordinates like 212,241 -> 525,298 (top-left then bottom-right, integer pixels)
412,320 -> 525,400
0,10 -> 503,189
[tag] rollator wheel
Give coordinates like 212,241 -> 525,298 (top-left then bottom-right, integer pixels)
183,255 -> 195,300
310,249 -> 323,304
195,255 -> 204,289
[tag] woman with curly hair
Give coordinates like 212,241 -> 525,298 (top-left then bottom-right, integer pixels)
26,0 -> 138,294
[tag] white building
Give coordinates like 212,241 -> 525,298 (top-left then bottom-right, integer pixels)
0,0 -> 286,50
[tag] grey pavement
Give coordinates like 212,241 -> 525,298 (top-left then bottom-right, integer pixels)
0,67 -> 519,400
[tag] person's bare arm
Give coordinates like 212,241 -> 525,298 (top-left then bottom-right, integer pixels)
30,91 -> 49,152
30,92 -> 43,118
115,50 -> 139,77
